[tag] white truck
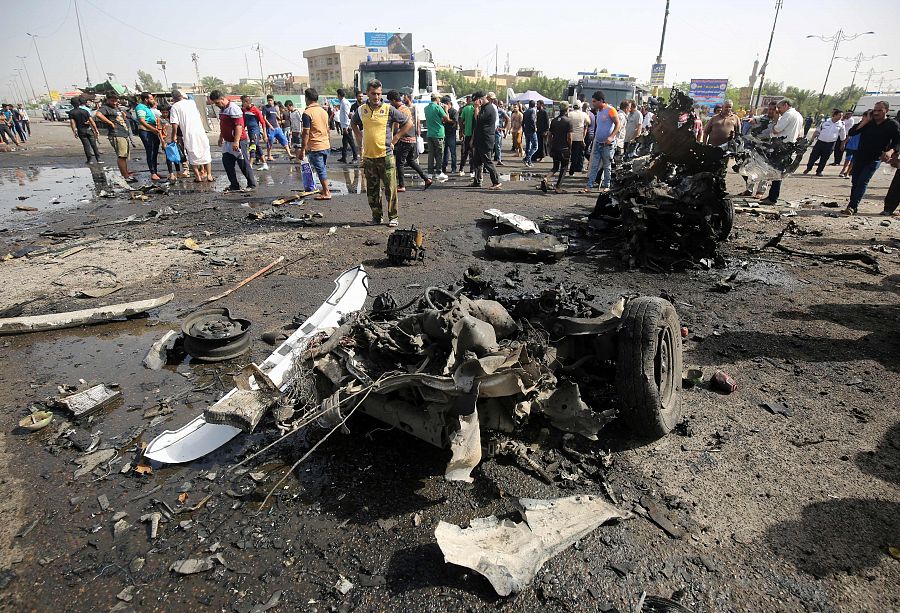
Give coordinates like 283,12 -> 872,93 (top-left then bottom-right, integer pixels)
355,59 -> 458,139
852,93 -> 900,117
565,74 -> 645,109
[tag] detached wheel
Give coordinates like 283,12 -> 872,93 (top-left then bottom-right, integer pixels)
710,198 -> 734,240
616,297 -> 683,438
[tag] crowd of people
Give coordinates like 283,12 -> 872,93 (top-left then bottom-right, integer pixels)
0,104 -> 30,146
8,80 -> 900,222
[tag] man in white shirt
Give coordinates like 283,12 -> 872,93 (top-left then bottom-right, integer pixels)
567,103 -> 590,174
336,88 -> 357,163
832,109 -> 857,166
760,98 -> 804,205
623,100 -> 643,160
804,109 -> 847,176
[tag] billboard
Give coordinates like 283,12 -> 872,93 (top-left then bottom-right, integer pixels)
689,79 -> 729,107
364,32 -> 413,56
650,64 -> 666,87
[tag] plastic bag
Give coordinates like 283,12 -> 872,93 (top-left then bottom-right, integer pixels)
300,160 -> 317,191
165,141 -> 182,164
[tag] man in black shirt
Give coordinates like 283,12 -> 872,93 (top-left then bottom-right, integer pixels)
94,93 -> 135,181
471,92 -> 501,189
541,102 -> 573,193
844,101 -> 900,215
442,95 -> 459,174
68,97 -> 101,164
535,100 -> 549,162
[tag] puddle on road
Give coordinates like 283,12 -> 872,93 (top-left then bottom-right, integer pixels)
0,165 -> 127,228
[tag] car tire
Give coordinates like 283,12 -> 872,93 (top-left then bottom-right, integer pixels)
616,296 -> 683,438
710,198 -> 734,241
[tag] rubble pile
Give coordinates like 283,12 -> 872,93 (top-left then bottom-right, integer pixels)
591,90 -> 735,269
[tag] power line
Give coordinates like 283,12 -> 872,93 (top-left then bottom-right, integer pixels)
81,0 -> 250,51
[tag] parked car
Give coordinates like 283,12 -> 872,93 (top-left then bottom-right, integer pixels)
54,103 -> 73,121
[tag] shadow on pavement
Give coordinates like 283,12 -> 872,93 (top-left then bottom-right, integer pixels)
764,497 -> 900,578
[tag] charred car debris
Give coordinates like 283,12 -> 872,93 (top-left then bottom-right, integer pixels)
186,269 -> 683,483
589,89 -> 809,270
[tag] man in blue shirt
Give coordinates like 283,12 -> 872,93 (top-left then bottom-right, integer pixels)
262,94 -> 293,162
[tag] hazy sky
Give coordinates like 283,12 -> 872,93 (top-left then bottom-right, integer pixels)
3,0 -> 899,100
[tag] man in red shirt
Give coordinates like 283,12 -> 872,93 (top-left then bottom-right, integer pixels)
209,90 -> 256,193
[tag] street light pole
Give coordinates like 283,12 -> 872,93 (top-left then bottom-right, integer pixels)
14,70 -> 29,102
73,0 -> 91,86
753,0 -> 783,111
16,56 -> 37,101
157,60 -> 168,88
807,29 -> 874,112
191,53 -> 201,88
26,34 -> 52,101
863,68 -> 892,92
835,52 -> 888,90
254,44 -> 265,95
651,0 -> 670,96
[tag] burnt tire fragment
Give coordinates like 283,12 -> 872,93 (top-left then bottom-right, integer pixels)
710,198 -> 734,241
616,297 -> 683,438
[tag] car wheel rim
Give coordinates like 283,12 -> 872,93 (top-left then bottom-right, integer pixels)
655,325 -> 676,409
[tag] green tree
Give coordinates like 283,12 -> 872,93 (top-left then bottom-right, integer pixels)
321,79 -> 353,95
136,70 -> 162,92
438,70 -> 496,97
200,76 -> 225,92
231,82 -> 261,95
515,75 -> 569,100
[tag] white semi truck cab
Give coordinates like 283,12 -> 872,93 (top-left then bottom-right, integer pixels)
356,59 -> 458,138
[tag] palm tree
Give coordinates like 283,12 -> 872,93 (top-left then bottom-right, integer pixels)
200,76 -> 225,93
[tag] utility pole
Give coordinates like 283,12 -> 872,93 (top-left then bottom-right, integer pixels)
495,45 -> 499,77
835,52 -> 887,90
864,68 -> 893,92
807,29 -> 874,112
27,34 -> 52,100
752,0 -> 783,111
651,0 -> 670,96
10,79 -> 23,104
191,53 -> 201,88
15,70 -> 29,102
157,59 -> 168,88
254,43 -> 265,95
73,0 -> 91,86
16,56 -> 37,101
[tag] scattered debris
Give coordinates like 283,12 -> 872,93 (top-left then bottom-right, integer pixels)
182,308 -> 251,362
639,495 -> 687,539
73,448 -> 116,479
169,554 -> 224,575
145,266 -> 369,464
0,294 -> 174,336
385,228 -> 426,265
762,400 -> 794,417
116,586 -> 135,603
483,208 -> 541,234
140,512 -> 162,539
334,575 -> 354,595
485,233 -> 568,260
60,384 -> 121,418
435,495 -> 629,596
186,256 -> 285,312
760,221 -> 881,274
14,205 -> 38,212
143,330 -> 182,370
711,370 -> 737,394
18,411 -> 53,432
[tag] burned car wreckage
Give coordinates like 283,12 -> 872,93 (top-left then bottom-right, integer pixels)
180,272 -> 684,482
591,89 -> 808,269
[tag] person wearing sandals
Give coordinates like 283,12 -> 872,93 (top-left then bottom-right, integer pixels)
297,88 -> 333,201
389,90 -> 432,192
168,90 -> 213,183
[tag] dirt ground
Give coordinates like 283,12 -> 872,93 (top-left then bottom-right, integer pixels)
0,120 -> 897,613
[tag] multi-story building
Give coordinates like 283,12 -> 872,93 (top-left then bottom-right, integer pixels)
303,45 -> 398,91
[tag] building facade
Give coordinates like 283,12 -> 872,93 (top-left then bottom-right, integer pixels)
303,45 -> 396,91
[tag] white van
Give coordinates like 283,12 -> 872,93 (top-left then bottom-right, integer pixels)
852,94 -> 900,116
